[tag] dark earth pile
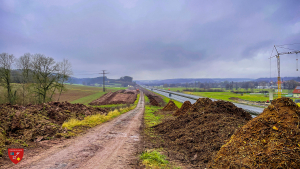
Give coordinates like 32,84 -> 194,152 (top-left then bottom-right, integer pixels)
173,101 -> 192,116
138,88 -> 164,106
153,98 -> 252,168
187,98 -> 252,120
209,97 -> 300,169
89,92 -> 118,105
89,90 -> 137,105
162,100 -> 179,111
147,95 -> 161,107
0,101 -> 107,157
187,98 -> 213,113
143,91 -> 164,107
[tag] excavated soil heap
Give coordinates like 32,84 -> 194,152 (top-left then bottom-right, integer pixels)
187,98 -> 213,113
209,97 -> 300,169
0,102 -> 108,166
173,101 -> 192,116
0,102 -> 107,143
162,100 -> 179,111
153,98 -> 252,168
89,90 -> 137,105
146,94 -> 161,107
141,89 -> 164,106
150,97 -> 160,106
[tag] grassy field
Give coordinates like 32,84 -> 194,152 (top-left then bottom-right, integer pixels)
159,87 -> 293,93
70,92 -> 107,105
185,92 -> 270,102
186,92 -> 300,102
155,87 -> 299,102
0,83 -> 126,105
53,85 -> 127,104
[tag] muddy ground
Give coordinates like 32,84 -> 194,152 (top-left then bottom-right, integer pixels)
89,90 -> 138,105
1,93 -> 145,169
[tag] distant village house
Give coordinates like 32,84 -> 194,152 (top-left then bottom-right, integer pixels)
293,86 -> 300,97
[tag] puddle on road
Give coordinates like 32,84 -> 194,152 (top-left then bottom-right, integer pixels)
129,135 -> 139,141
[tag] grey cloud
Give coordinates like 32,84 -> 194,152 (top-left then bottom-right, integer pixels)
1,0 -> 300,80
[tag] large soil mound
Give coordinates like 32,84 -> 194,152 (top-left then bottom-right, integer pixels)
89,90 -> 138,105
0,101 -> 107,152
209,97 -> 300,169
153,98 -> 252,168
149,96 -> 160,106
173,101 -> 192,116
162,100 -> 179,111
140,88 -> 164,107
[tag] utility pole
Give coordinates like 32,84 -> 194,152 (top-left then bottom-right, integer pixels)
100,70 -> 109,92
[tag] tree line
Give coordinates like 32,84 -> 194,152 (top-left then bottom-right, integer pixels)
0,53 -> 72,105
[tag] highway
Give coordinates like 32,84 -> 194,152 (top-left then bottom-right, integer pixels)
142,86 -> 265,116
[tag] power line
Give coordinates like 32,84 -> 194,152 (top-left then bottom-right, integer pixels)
72,73 -> 99,75
99,70 -> 109,92
277,46 -> 297,51
276,42 -> 300,46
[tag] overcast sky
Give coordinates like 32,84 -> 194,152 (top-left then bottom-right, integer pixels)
1,0 -> 300,80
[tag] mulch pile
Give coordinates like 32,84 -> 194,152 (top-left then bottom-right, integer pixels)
162,100 -> 179,111
153,98 -> 252,168
173,101 -> 192,116
209,97 -> 300,169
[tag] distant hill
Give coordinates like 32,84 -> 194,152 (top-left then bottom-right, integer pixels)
134,78 -> 254,85
67,76 -> 135,87
255,77 -> 300,82
134,77 -> 300,85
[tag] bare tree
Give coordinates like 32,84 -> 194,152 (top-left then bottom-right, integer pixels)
57,59 -> 72,101
0,53 -> 16,104
16,53 -> 32,105
31,54 -> 60,103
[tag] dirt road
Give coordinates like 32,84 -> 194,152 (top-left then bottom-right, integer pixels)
10,92 -> 144,169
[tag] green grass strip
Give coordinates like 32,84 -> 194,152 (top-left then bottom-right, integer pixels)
144,105 -> 162,127
144,94 -> 150,103
140,150 -> 169,168
70,92 -> 107,105
142,104 -> 181,169
92,104 -> 127,108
